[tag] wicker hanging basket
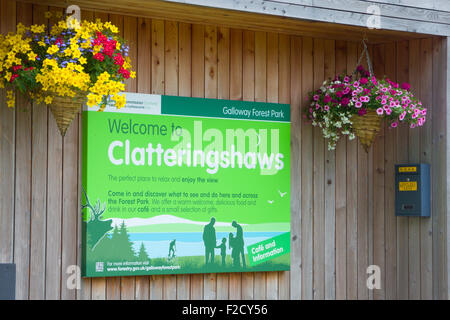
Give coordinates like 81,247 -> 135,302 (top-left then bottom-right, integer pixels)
351,110 -> 382,152
48,94 -> 86,136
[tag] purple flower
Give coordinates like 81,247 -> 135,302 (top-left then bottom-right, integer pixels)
401,82 -> 410,91
360,77 -> 368,85
358,108 -> 367,116
341,97 -> 350,106
323,95 -> 332,103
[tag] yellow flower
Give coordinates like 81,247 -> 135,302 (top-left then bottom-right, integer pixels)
55,12 -> 63,19
44,11 -> 52,19
30,24 -> 45,34
44,96 -> 53,104
47,45 -> 59,55
38,41 -> 45,47
130,71 -> 136,79
79,57 -> 87,65
27,52 -> 37,61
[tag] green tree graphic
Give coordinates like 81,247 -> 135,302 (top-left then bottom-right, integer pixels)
138,242 -> 150,262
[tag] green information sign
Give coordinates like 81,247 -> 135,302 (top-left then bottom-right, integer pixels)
81,92 -> 291,277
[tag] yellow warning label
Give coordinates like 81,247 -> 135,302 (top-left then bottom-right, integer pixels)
399,181 -> 417,191
399,167 -> 417,173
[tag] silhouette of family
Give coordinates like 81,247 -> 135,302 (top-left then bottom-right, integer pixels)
202,217 -> 246,268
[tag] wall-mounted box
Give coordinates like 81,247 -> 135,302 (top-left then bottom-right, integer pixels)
0,263 -> 15,300
395,164 -> 430,217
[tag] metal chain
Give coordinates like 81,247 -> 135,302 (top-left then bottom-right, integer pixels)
353,39 -> 374,77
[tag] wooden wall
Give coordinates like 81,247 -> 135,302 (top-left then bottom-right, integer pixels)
0,0 -> 448,300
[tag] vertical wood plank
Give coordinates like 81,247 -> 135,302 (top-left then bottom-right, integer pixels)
384,42 -> 398,300
289,35 -> 302,301
266,32 -> 279,300
301,36 -> 313,300
216,26 -> 230,300
355,43 -> 369,301
61,102 -> 80,300
14,2 -> 32,300
396,40 -> 410,300
149,18 -> 165,300
0,0 -> 16,267
419,38 -> 433,300
28,3 -> 48,301
432,37 -> 448,300
312,38 -> 325,300
373,43 -> 386,300
345,41 -> 358,300
323,39 -> 336,301
254,30 -> 267,300
334,40 -> 347,300
10,2 -> 32,300
408,39 -> 421,300
163,19 -> 179,301
135,17 -> 152,300
190,24 -> 205,300
176,22 -> 191,300
278,33 -> 291,300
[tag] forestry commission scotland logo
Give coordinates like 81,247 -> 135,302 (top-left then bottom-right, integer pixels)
96,262 -> 104,272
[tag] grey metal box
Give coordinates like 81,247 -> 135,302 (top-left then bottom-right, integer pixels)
0,263 -> 15,300
395,164 -> 430,217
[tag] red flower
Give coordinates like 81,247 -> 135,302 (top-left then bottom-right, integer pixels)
113,53 -> 124,66
10,74 -> 18,82
119,67 -> 130,79
12,65 -> 22,72
93,52 -> 105,61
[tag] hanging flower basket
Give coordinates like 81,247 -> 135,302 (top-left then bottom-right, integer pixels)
48,94 -> 85,136
304,40 -> 427,151
350,109 -> 382,152
0,11 -> 135,136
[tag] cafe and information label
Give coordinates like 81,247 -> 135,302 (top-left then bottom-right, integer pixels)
81,92 -> 291,277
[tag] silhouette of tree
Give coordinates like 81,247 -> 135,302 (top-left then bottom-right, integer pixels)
138,242 -> 150,262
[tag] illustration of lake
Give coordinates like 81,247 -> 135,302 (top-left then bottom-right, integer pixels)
129,232 -> 283,258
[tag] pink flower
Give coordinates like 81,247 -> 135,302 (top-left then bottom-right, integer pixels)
399,111 -> 406,121
385,108 -> 392,115
410,123 -> 416,128
421,109 -> 427,115
358,108 -> 367,116
353,81 -> 360,88
360,77 -> 368,85
376,108 -> 384,115
341,97 -> 350,106
324,105 -> 330,111
343,76 -> 350,83
313,95 -> 319,101
401,82 -> 411,91
355,101 -> 362,108
323,95 -> 331,103
391,121 -> 398,128
381,99 -> 387,104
